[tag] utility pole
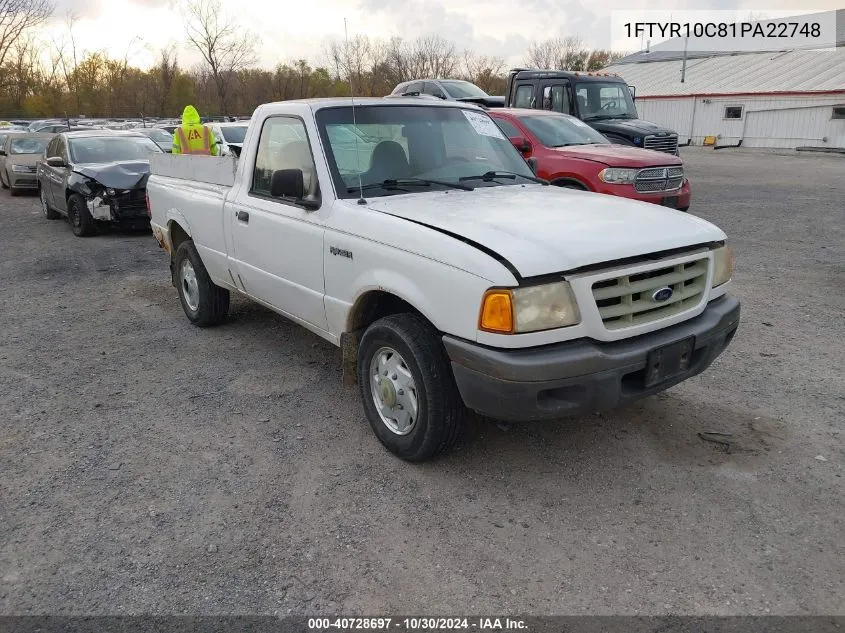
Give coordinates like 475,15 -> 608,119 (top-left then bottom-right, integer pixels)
680,35 -> 689,83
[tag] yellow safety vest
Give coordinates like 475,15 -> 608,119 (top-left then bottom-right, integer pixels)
176,125 -> 212,155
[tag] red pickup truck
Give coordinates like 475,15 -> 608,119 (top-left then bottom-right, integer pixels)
489,108 -> 691,211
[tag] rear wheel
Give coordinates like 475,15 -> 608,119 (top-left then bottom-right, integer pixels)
174,239 -> 230,327
0,170 -> 8,189
358,313 -> 466,462
67,193 -> 95,236
40,187 -> 60,219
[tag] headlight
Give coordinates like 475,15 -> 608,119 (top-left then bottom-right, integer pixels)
598,167 -> 638,184
479,281 -> 581,334
712,245 -> 733,287
11,165 -> 31,172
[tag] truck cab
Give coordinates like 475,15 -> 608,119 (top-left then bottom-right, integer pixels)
505,69 -> 680,155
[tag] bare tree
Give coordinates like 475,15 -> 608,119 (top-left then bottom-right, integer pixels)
523,38 -> 562,69
462,50 -> 504,93
183,0 -> 256,114
0,0 -> 53,70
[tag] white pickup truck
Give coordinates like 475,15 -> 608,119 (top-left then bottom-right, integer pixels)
147,97 -> 740,462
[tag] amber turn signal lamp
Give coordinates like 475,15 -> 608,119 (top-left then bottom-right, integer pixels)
479,290 -> 514,334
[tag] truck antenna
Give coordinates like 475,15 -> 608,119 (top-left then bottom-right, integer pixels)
345,18 -> 366,205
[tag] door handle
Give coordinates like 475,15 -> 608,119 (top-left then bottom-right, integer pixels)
236,210 -> 249,223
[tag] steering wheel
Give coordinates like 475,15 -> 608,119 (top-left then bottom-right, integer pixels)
601,100 -> 617,111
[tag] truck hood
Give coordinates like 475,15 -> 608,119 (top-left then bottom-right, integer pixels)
74,160 -> 151,189
365,185 -> 723,278
552,144 -> 683,167
589,118 -> 675,136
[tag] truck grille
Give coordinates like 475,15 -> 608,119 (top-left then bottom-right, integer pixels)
643,134 -> 679,154
591,259 -> 708,329
634,167 -> 684,193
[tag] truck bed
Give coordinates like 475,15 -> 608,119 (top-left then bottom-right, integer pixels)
149,154 -> 238,187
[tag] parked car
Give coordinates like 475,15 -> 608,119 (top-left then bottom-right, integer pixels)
389,79 -> 505,107
209,122 -> 249,157
0,129 -> 26,152
136,127 -> 174,152
0,133 -> 52,195
28,119 -> 59,132
489,109 -> 691,211
505,69 -> 680,155
146,97 -> 739,462
37,130 -> 163,236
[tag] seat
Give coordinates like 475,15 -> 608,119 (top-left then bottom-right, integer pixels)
363,141 -> 410,183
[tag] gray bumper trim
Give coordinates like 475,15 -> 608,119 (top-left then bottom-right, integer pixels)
442,295 -> 740,421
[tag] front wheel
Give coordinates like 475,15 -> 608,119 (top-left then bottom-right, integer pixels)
357,313 -> 466,462
174,240 -> 230,327
67,193 -> 95,236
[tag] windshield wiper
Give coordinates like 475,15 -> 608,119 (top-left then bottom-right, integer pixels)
347,178 -> 473,193
458,170 -> 549,185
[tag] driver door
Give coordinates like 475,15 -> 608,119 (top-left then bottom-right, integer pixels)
227,115 -> 328,331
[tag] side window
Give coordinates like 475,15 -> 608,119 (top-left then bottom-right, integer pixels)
514,84 -> 534,108
404,82 -> 423,95
251,117 -> 318,201
493,118 -> 522,138
576,87 -> 589,115
551,85 -> 571,114
45,137 -> 57,157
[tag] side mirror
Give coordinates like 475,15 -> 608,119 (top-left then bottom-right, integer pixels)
526,157 -> 539,175
46,156 -> 65,167
509,136 -> 532,154
271,168 -> 304,199
628,85 -> 637,100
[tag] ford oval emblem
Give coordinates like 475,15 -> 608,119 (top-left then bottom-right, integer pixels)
652,286 -> 673,302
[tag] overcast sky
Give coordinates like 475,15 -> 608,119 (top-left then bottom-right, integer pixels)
39,0 -> 842,71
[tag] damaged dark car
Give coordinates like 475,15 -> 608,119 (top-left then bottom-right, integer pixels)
37,130 -> 163,236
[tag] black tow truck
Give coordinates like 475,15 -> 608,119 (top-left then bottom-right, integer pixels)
504,68 -> 680,155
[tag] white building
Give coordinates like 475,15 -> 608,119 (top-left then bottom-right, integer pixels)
604,11 -> 845,149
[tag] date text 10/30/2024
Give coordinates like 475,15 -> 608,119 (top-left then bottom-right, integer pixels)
308,617 -> 529,630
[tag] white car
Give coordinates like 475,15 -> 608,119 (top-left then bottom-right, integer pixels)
209,122 -> 249,157
147,98 -> 740,462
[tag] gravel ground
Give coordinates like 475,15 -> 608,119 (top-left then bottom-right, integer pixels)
1,148 -> 843,616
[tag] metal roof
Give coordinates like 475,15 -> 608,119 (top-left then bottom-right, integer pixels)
605,48 -> 845,97
614,9 -> 844,65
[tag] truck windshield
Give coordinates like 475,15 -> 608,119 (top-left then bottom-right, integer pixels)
518,114 -> 610,147
317,105 -> 536,199
575,82 -> 637,120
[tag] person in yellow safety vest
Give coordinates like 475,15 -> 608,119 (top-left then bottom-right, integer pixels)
171,105 -> 219,156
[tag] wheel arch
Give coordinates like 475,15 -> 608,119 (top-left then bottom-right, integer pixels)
340,288 -> 439,387
551,176 -> 591,190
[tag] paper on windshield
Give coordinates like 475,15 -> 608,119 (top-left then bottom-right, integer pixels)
462,110 -> 506,139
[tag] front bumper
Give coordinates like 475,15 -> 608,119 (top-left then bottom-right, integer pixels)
443,295 -> 740,422
9,174 -> 38,189
597,180 -> 692,210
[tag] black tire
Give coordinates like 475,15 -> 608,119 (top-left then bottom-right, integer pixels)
678,206 -> 690,212
67,193 -> 95,236
40,186 -> 61,219
1,170 -> 8,189
174,239 -> 230,327
9,185 -> 19,197
357,313 -> 466,462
